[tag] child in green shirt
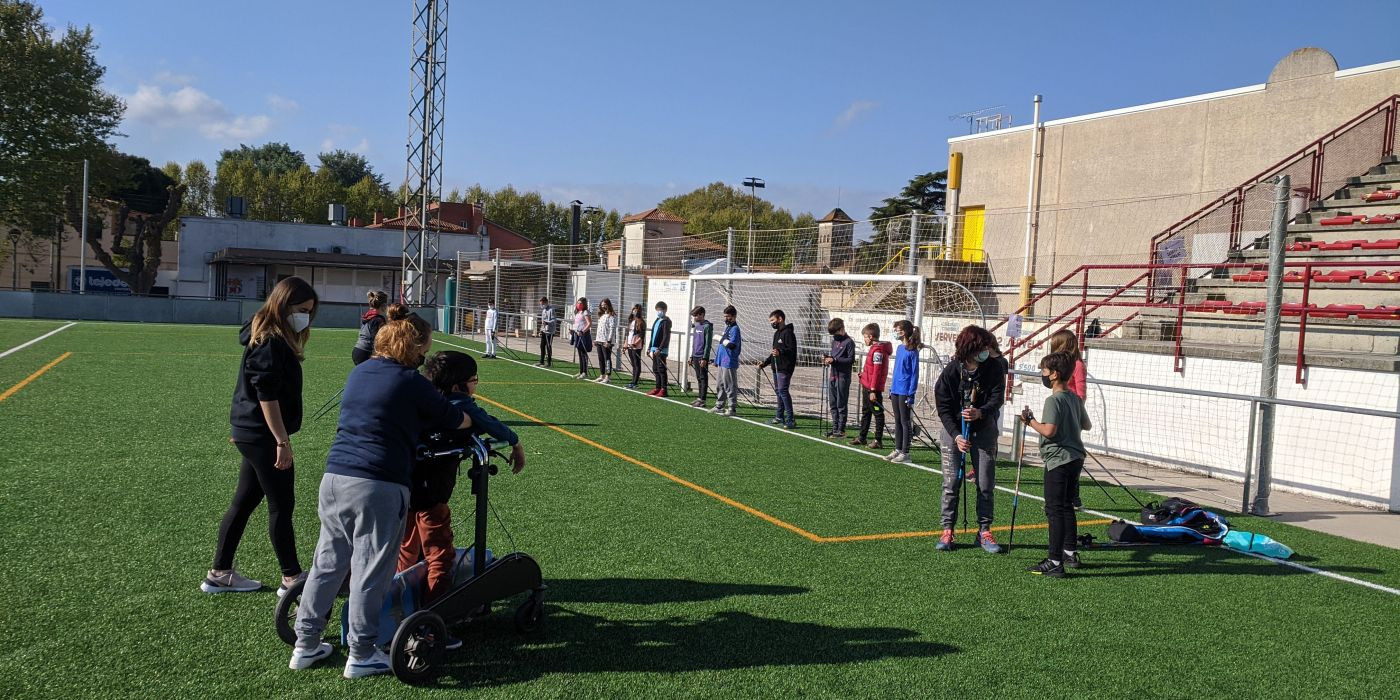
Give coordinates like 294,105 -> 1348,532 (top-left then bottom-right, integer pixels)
1020,351 -> 1092,577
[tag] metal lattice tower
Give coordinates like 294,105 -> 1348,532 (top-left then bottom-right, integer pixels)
402,0 -> 448,305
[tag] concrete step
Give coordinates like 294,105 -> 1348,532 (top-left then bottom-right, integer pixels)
1280,220 -> 1400,236
1124,312 -> 1400,356
1191,281 -> 1400,306
1096,334 -> 1400,372
1239,247 -> 1400,261
1347,171 -> 1400,189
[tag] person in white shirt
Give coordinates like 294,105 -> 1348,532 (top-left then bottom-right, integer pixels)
594,299 -> 617,383
483,301 -> 499,358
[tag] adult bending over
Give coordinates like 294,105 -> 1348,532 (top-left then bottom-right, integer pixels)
206,276 -> 318,595
288,304 -> 472,678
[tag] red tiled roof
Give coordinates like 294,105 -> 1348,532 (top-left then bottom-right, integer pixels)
366,201 -> 536,248
620,207 -> 687,224
818,207 -> 854,223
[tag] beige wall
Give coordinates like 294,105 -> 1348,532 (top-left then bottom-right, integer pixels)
1,227 -> 178,293
950,48 -> 1400,316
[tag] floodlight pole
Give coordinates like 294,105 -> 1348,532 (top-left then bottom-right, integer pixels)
616,233 -> 626,368
743,177 -> 764,270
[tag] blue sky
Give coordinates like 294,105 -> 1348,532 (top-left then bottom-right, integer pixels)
38,0 -> 1399,222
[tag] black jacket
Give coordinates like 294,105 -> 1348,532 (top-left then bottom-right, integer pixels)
230,320 -> 303,443
933,356 -> 1006,439
828,334 -> 855,375
759,323 -> 797,373
409,393 -> 520,510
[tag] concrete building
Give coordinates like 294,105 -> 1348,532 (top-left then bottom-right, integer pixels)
946,48 -> 1400,315
816,207 -> 854,270
2,208 -> 178,294
620,208 -> 688,269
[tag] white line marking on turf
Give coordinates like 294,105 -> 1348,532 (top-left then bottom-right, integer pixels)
436,336 -> 1400,596
0,322 -> 76,360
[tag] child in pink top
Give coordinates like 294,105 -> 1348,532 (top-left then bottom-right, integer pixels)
1049,329 -> 1087,508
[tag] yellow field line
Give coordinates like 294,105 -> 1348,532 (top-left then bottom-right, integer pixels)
475,393 -> 825,542
0,352 -> 73,404
820,519 -> 1114,543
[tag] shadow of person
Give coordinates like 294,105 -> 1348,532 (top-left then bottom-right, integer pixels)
544,578 -> 808,606
1079,545 -> 1384,579
432,607 -> 958,689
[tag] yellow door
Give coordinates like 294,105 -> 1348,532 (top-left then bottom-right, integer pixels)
960,206 -> 985,263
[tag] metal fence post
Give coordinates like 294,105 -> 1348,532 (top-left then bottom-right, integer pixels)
546,243 -> 554,304
906,211 -> 920,320
616,234 -> 626,368
493,248 -> 501,309
1252,175 -> 1289,516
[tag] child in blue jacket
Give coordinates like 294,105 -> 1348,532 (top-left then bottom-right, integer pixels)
887,319 -> 922,464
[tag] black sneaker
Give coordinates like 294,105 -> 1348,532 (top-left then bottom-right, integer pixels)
1073,499 -> 1083,511
1063,552 -> 1082,569
1028,559 -> 1066,578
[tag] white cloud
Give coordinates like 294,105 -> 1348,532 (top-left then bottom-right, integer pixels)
833,100 -> 879,128
266,94 -> 299,112
320,124 -> 370,155
124,82 -> 272,141
153,70 -> 195,86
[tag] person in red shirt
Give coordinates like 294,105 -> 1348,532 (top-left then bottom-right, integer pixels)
1049,329 -> 1087,509
850,323 -> 893,451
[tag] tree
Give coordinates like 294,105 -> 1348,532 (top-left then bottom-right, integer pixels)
217,142 -> 306,175
858,170 -> 949,270
0,0 -> 123,241
317,149 -> 385,190
65,148 -> 185,294
182,160 -> 214,217
344,175 -> 396,224
656,182 -> 812,268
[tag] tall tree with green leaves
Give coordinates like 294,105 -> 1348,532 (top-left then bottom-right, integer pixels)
656,182 -> 813,268
63,148 -> 185,294
317,149 -> 386,190
181,160 -> 214,217
217,142 -> 306,175
857,170 -> 949,271
0,0 -> 123,243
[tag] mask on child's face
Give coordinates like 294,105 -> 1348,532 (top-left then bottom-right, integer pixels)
1041,373 -> 1053,389
656,310 -> 666,318
975,349 -> 990,363
576,302 -> 585,312
771,321 -> 781,329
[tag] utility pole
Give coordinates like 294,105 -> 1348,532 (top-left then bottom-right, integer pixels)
743,177 -> 764,269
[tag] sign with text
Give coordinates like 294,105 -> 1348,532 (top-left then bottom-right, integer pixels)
69,268 -> 131,295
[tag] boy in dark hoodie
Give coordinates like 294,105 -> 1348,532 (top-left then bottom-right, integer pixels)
758,309 -> 797,429
850,322 -> 892,450
398,351 -> 525,606
823,318 -> 856,438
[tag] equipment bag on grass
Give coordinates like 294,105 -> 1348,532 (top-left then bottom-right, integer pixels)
1109,498 -> 1293,559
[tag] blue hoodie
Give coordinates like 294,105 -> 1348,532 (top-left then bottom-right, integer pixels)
715,321 -> 742,369
890,343 -> 919,397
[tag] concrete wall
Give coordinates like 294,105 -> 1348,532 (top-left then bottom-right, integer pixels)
951,49 -> 1400,316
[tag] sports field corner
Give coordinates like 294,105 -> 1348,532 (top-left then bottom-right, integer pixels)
2,319 -> 1399,699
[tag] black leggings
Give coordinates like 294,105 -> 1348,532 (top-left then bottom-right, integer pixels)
628,348 -> 643,384
596,343 -> 612,375
1043,459 -> 1084,562
213,439 -> 301,576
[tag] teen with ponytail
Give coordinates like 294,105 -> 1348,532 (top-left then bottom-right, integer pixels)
206,276 -> 319,596
289,304 -> 473,679
886,319 -> 922,464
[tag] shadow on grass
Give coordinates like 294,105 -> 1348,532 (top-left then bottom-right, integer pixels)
1079,545 -> 1385,578
430,577 -> 957,688
501,420 -> 598,428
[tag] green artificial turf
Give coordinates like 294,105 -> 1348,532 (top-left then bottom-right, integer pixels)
1,320 -> 1398,699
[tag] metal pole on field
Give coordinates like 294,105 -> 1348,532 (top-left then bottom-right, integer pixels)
492,248 -> 501,308
79,159 -> 89,294
682,279 -> 695,392
906,211 -> 920,321
616,234 -> 626,368
1252,175 -> 1289,516
545,243 -> 554,307
1020,94 -> 1043,312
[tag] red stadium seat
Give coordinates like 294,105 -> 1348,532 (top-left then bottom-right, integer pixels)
1362,270 -> 1400,283
1315,304 -> 1365,319
1282,270 -> 1307,283
1363,215 -> 1400,225
1231,271 -> 1267,282
1319,240 -> 1366,251
1194,300 -> 1233,313
1225,301 -> 1266,315
1320,215 -> 1366,226
1286,241 -> 1314,252
1358,306 -> 1400,320
1359,239 -> 1400,249
1281,303 -> 1317,317
1362,189 -> 1400,202
1312,269 -> 1365,283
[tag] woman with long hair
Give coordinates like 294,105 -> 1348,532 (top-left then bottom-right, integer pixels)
206,276 -> 318,595
570,296 -> 593,379
931,325 -> 1007,553
594,298 -> 617,383
351,289 -> 388,365
624,303 -> 646,389
289,304 -> 473,678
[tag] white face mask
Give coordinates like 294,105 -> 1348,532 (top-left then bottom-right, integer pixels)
289,312 -> 311,333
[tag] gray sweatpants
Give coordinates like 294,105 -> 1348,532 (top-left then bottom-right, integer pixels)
294,472 -> 410,659
714,365 -> 739,410
939,425 -> 999,529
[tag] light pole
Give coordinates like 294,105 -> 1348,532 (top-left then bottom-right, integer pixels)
9,230 -> 20,290
583,205 -> 602,265
742,176 -> 764,269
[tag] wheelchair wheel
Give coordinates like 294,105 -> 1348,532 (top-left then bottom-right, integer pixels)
514,591 -> 545,634
274,579 -> 306,646
391,610 -> 447,684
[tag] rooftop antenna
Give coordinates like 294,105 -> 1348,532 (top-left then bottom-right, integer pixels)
949,105 -> 1012,134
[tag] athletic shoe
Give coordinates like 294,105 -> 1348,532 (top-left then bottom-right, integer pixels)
343,649 -> 393,679
890,452 -> 910,464
870,441 -> 884,451
444,636 -> 463,652
626,383 -> 637,390
201,569 -> 261,594
770,417 -> 784,425
978,530 -> 1004,554
1063,551 -> 1082,569
277,571 -> 308,599
646,388 -> 660,396
726,408 -> 737,417
1028,559 -> 1066,578
711,406 -> 726,414
883,450 -> 900,461
691,399 -> 705,408
657,391 -> 668,398
1073,499 -> 1083,511
784,422 -> 796,430
848,438 -> 867,446
831,431 -> 847,439
935,529 -> 954,551
289,642 -> 333,670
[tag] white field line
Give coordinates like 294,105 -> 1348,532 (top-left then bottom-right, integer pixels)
434,336 -> 1400,596
0,322 -> 76,360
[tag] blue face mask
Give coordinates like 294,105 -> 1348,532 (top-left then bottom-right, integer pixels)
975,350 -> 990,363
656,310 -> 665,318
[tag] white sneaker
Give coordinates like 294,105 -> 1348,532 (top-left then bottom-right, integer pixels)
883,450 -> 900,461
277,571 -> 308,598
289,642 -> 333,670
201,568 -> 262,593
344,649 -> 392,679
890,452 -> 911,464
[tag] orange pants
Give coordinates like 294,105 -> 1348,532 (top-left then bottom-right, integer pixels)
396,503 -> 454,604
